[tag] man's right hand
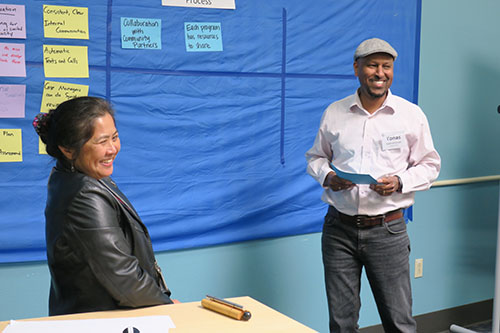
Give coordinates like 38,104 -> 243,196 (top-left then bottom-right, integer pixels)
323,171 -> 355,191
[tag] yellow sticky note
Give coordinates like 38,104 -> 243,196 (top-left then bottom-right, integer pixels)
43,44 -> 89,78
0,129 -> 22,162
43,5 -> 89,39
41,81 -> 89,113
38,80 -> 89,154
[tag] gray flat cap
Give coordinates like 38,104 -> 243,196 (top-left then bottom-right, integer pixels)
354,38 -> 398,60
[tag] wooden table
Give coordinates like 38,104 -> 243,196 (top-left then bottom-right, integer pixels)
0,296 -> 317,332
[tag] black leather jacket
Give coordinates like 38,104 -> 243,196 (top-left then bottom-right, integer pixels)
45,162 -> 172,316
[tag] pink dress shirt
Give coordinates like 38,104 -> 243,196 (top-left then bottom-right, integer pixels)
305,90 -> 441,216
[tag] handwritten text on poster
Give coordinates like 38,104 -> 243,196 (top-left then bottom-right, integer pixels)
0,129 -> 22,162
40,81 -> 89,113
0,42 -> 26,77
0,4 -> 26,39
121,17 -> 161,49
43,45 -> 89,78
0,85 -> 25,118
43,5 -> 89,39
184,22 -> 222,52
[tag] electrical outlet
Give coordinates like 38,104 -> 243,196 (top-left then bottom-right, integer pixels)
415,258 -> 423,278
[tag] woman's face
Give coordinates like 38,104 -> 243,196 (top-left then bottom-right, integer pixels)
74,113 -> 121,179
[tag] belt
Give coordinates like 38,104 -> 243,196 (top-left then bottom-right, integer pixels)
338,209 -> 403,228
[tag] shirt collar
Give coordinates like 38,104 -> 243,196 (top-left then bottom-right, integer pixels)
350,89 -> 396,115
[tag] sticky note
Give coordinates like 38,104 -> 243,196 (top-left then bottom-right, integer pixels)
0,42 -> 26,77
43,44 -> 88,78
38,81 -> 89,154
41,81 -> 89,113
121,17 -> 161,49
0,84 -> 25,118
184,22 -> 223,52
43,5 -> 89,39
0,129 -> 22,162
0,4 -> 26,39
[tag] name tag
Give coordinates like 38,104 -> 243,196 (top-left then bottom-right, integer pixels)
381,131 -> 404,150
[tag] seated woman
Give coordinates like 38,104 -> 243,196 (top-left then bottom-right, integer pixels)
33,96 -> 174,316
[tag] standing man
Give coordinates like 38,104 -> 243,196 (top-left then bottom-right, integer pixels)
305,38 -> 441,332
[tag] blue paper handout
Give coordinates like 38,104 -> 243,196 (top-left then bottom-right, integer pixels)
330,163 -> 378,184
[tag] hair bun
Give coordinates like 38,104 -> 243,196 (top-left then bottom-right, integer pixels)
32,112 -> 50,138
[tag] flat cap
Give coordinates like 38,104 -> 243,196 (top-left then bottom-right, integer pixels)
354,38 -> 398,61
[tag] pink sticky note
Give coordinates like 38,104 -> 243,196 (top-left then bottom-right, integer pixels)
0,4 -> 26,39
0,85 -> 26,118
0,42 -> 26,77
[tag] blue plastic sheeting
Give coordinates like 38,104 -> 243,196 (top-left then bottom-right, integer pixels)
0,0 -> 421,263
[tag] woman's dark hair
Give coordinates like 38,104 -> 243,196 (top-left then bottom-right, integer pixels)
34,96 -> 115,164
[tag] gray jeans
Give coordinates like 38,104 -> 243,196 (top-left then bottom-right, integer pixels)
322,206 -> 417,333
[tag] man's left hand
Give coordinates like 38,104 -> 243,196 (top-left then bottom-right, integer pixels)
370,176 -> 400,196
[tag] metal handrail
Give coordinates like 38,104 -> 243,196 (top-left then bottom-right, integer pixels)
432,175 -> 500,187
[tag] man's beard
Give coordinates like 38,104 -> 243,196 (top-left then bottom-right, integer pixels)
367,87 -> 387,99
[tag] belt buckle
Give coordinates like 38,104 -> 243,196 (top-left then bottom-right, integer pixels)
355,215 -> 385,228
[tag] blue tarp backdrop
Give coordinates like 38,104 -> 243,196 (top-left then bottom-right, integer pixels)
0,0 -> 421,263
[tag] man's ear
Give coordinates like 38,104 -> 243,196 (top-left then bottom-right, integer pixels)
353,60 -> 359,77
58,145 -> 74,160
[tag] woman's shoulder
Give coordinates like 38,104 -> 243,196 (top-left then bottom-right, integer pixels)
46,171 -> 119,232
49,169 -> 113,202
52,173 -> 120,226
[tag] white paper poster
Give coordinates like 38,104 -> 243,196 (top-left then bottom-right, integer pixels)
162,0 -> 235,10
3,315 -> 175,333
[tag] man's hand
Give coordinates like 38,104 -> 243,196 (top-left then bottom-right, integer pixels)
323,171 -> 354,191
370,175 -> 401,196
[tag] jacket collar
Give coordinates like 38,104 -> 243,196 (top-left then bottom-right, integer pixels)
98,177 -> 142,223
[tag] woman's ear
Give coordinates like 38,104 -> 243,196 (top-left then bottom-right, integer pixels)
58,145 -> 74,160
